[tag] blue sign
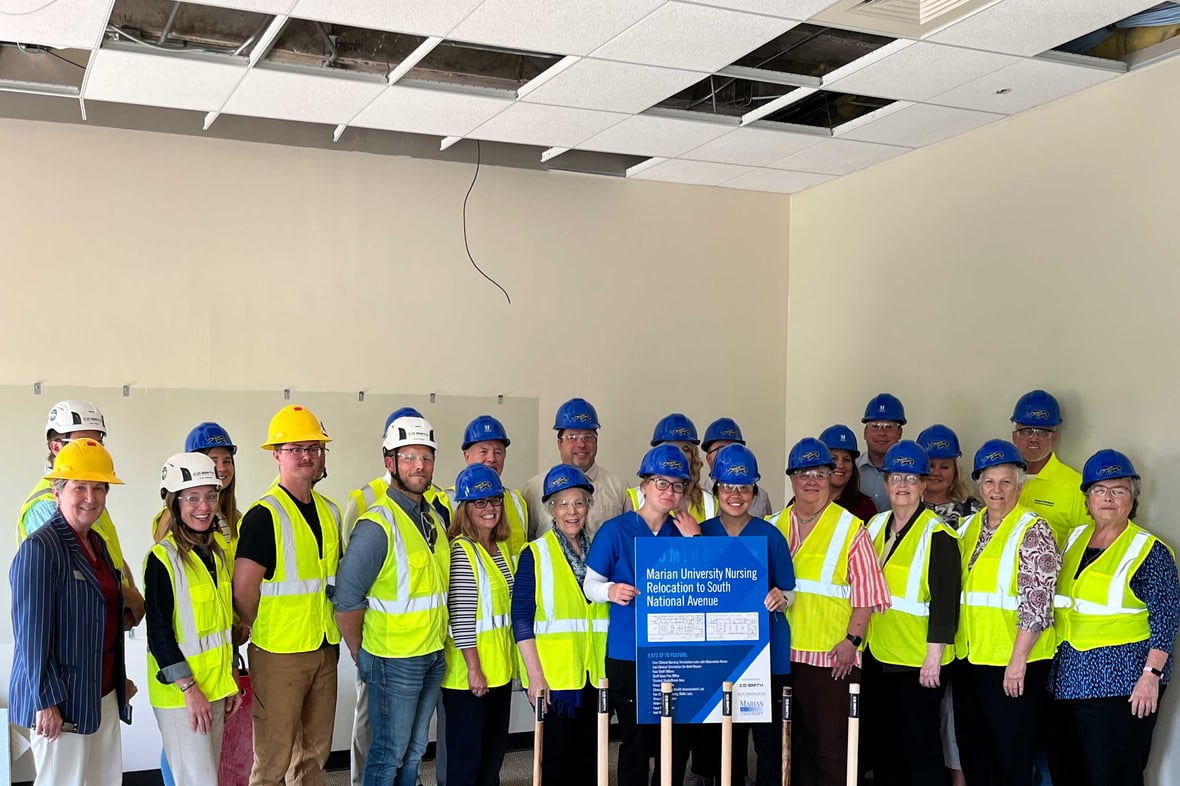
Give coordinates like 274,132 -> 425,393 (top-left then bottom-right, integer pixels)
635,537 -> 771,724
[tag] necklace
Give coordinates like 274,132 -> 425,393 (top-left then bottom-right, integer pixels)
795,509 -> 822,527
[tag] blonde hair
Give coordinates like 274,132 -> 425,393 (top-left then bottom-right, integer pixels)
448,500 -> 511,544
948,460 -> 973,503
685,446 -> 705,514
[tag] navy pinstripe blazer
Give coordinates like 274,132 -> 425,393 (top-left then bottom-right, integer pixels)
9,513 -> 128,734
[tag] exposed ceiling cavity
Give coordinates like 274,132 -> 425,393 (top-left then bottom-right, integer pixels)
1054,2 -> 1180,65
0,43 -> 90,93
656,75 -> 799,118
762,91 -> 895,129
732,23 -> 895,78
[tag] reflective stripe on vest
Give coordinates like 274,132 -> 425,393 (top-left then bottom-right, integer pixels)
794,508 -> 855,599
867,511 -> 943,617
960,511 -> 1037,611
158,540 -> 232,659
365,503 -> 447,617
257,494 -> 336,598
17,482 -> 54,541
443,538 -> 514,689
785,503 -> 860,653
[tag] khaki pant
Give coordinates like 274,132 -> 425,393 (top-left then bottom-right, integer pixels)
154,699 -> 226,786
30,690 -> 122,786
248,643 -> 338,786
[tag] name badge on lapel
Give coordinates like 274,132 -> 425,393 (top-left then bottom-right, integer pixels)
73,570 -> 85,580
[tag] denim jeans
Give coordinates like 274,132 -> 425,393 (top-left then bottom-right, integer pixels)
358,647 -> 446,786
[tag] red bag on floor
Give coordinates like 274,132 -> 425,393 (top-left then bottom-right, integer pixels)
219,657 -> 254,786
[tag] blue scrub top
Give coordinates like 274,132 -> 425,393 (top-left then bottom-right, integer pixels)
700,516 -> 797,675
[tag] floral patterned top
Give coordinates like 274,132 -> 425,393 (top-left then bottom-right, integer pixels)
969,513 -> 1060,633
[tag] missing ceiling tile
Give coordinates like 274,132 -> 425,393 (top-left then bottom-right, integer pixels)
0,42 -> 90,93
655,74 -> 800,118
731,23 -> 894,78
760,90 -> 894,129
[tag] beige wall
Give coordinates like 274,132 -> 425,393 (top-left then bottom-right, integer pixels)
788,54 -> 1180,786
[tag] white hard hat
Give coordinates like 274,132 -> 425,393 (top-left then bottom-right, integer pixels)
160,452 -> 223,494
383,416 -> 437,452
45,400 -> 107,440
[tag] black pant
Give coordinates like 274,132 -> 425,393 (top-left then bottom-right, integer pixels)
607,657 -> 690,786
953,659 -> 1050,786
442,685 -> 512,786
860,649 -> 948,786
540,684 -> 598,786
790,662 -> 862,786
1046,687 -> 1167,786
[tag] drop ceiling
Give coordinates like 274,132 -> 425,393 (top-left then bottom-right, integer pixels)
0,0 -> 1167,194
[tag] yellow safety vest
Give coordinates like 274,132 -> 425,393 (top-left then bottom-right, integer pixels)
448,487 -> 530,558
776,503 -> 861,654
146,535 -> 237,708
626,486 -> 716,522
519,531 -> 608,690
248,485 -> 342,653
1054,522 -> 1165,651
1019,453 -> 1087,547
19,479 -> 129,586
865,509 -> 958,667
361,497 -> 450,659
347,477 -> 453,542
955,506 -> 1057,666
442,538 -> 515,690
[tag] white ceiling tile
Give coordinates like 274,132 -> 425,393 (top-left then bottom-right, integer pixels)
591,2 -> 798,72
722,167 -> 834,193
449,0 -> 664,56
928,0 -> 1159,57
351,84 -> 513,137
290,0 -> 484,37
767,137 -> 907,174
824,42 -> 1020,102
579,114 -> 733,158
222,67 -> 386,125
469,102 -> 626,147
520,60 -> 703,114
678,1 -> 843,19
684,126 -> 824,166
839,102 -> 1003,147
931,57 -> 1119,114
192,1 -> 297,13
0,0 -> 110,49
630,158 -> 754,186
83,49 -> 246,112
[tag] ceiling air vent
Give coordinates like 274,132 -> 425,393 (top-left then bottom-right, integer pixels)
813,0 -> 1003,38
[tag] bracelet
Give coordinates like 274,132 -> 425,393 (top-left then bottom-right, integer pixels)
1143,666 -> 1164,678
179,679 -> 197,693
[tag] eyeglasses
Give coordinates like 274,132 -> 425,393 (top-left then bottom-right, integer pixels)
650,478 -> 687,493
1014,427 -> 1056,439
278,446 -> 328,457
471,497 -> 504,509
718,483 -> 754,494
794,469 -> 831,481
178,491 -> 220,506
397,452 -> 436,465
560,433 -> 598,444
554,499 -> 588,511
887,474 -> 921,486
1087,485 -> 1131,498
866,422 -> 900,432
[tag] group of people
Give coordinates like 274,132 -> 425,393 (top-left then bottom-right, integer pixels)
7,390 -> 1176,786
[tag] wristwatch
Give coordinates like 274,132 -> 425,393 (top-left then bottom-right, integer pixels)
845,633 -> 863,647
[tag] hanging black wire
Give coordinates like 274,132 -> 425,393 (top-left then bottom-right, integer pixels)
462,140 -> 511,304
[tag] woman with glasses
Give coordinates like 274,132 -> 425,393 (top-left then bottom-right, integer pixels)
442,464 -> 517,786
774,438 -> 889,786
700,445 -> 795,786
585,444 -> 702,786
1046,450 -> 1178,786
513,464 -> 607,786
146,453 -> 243,785
860,441 -> 960,786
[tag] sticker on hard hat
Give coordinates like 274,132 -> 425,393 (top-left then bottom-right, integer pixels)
722,429 -> 738,438
473,481 -> 494,491
1026,410 -> 1050,420
161,467 -> 169,480
1098,465 -> 1124,477
729,466 -> 749,476
484,424 -> 493,432
983,451 -> 1006,462
894,457 -> 914,467
549,476 -> 570,488
571,413 -> 593,423
659,459 -> 685,471
207,435 -> 228,444
801,451 -> 820,461
671,427 -> 691,437
930,440 -> 949,449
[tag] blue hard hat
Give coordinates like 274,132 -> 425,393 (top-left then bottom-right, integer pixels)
862,393 -> 906,424
384,407 -> 424,435
710,444 -> 761,484
882,440 -> 930,476
818,424 -> 860,458
638,444 -> 693,481
453,464 -> 504,502
541,464 -> 594,502
185,422 -> 237,455
651,413 -> 700,446
461,415 -> 510,450
916,424 -> 961,459
1011,389 -> 1062,427
787,437 -> 835,474
553,398 -> 600,430
701,418 -> 745,452
971,439 -> 1027,480
1080,449 -> 1140,492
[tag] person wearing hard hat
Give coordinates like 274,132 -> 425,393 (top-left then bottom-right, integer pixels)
334,415 -> 450,786
1010,389 -> 1087,546
233,405 -> 342,786
513,464 -> 607,786
450,415 -> 529,556
701,418 -> 773,519
858,393 -> 907,514
859,441 -> 960,786
146,453 -> 244,786
1047,450 -> 1178,786
818,424 -> 878,522
771,438 -> 889,786
584,445 -> 702,786
18,400 -> 145,631
10,439 -> 136,785
340,407 -> 453,786
626,414 -> 717,523
953,440 -> 1060,786
700,445 -> 796,786
524,398 -> 626,540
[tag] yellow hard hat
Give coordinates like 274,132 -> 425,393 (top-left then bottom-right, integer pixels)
261,405 -> 332,451
44,439 -> 125,485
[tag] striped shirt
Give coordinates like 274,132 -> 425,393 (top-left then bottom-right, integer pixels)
787,507 -> 890,668
447,541 -> 513,650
